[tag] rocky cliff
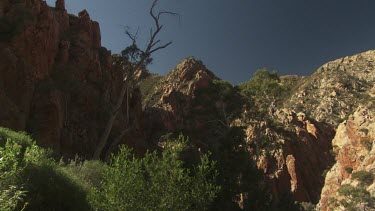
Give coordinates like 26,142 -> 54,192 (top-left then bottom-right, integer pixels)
0,0 -> 143,158
1,0 -> 375,209
139,57 -> 226,146
237,109 -> 335,204
285,50 -> 375,126
137,57 -> 337,206
318,104 -> 375,210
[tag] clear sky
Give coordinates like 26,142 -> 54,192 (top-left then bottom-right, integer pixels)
46,0 -> 375,84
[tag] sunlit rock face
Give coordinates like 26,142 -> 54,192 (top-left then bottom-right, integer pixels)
286,50 -> 375,126
139,57 -> 218,144
318,105 -> 375,211
236,50 -> 375,206
239,108 -> 335,204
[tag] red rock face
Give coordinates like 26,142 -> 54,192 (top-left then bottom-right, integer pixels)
141,57 -> 218,145
244,110 -> 335,204
55,0 -> 65,10
318,105 -> 375,211
0,0 -> 143,158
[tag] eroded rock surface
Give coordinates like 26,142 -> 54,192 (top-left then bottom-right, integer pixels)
318,104 -> 375,210
238,109 -> 335,204
286,50 -> 375,126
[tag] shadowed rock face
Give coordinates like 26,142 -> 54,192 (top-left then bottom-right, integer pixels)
0,0 -> 144,158
236,109 -> 335,204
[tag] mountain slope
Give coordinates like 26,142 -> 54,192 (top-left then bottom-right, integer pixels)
1,0 -> 375,209
285,50 -> 375,126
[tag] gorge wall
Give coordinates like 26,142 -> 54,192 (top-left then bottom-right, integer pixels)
318,104 -> 375,210
0,0 -> 144,158
0,0 -> 374,209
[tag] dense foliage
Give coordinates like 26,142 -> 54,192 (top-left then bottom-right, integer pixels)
0,128 -> 219,211
238,68 -> 286,116
0,127 -> 92,210
90,135 -> 219,210
330,171 -> 375,210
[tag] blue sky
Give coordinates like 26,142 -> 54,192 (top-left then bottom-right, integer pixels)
46,0 -> 375,84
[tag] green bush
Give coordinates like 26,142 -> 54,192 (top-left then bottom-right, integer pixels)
360,138 -> 373,152
239,68 -> 283,97
0,127 -> 93,210
90,136 -> 220,211
238,68 -> 285,116
0,140 -> 27,210
334,184 -> 375,210
345,166 -> 353,174
352,171 -> 374,186
64,159 -> 105,190
330,171 -> 375,210
192,79 -> 243,127
0,128 -> 222,210
0,127 -> 51,210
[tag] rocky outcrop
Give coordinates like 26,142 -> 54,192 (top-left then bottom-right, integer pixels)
240,109 -> 335,204
286,50 -> 375,126
0,0 -> 143,158
140,57 -> 218,145
318,104 -> 375,210
235,51 -> 375,207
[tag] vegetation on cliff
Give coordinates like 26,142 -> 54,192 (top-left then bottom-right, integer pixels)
329,171 -> 375,210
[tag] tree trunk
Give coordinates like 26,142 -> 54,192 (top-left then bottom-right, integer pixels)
104,126 -> 133,160
92,0 -> 175,160
93,82 -> 128,159
126,85 -> 130,122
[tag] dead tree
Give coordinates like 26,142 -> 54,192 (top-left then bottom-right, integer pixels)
93,0 -> 177,159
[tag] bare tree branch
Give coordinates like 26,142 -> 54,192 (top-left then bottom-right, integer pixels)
158,11 -> 179,20
93,0 -> 178,159
125,27 -> 139,45
150,40 -> 161,48
149,41 -> 172,54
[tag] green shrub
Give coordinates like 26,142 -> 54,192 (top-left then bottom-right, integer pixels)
192,79 -> 243,126
0,127 -> 93,211
23,161 -> 92,210
332,184 -> 375,210
345,166 -> 353,174
0,185 -> 26,210
0,127 -> 51,210
352,171 -> 374,186
0,140 -> 27,210
64,159 -> 105,189
238,68 -> 286,116
360,138 -> 373,152
90,136 -> 220,211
